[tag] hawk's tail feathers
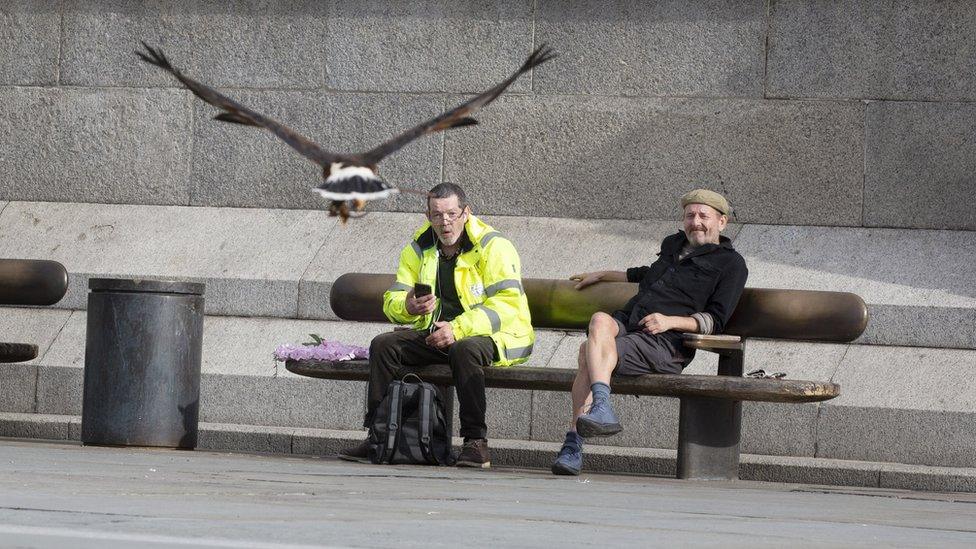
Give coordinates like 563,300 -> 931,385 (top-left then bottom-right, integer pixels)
213,112 -> 259,127
447,117 -> 479,129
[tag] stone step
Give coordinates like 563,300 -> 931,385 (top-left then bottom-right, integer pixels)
1,201 -> 973,348
1,413 -> 973,493
3,307 -> 975,469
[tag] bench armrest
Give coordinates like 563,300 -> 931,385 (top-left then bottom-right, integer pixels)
682,333 -> 743,353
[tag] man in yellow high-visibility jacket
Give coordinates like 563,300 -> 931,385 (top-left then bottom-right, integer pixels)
339,183 -> 534,468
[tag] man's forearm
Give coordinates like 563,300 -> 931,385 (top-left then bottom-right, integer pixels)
598,270 -> 628,282
667,315 -> 700,333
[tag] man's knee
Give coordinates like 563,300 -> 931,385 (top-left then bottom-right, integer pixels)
448,337 -> 493,366
369,331 -> 402,362
588,312 -> 618,339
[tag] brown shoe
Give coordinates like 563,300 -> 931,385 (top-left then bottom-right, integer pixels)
338,439 -> 370,464
456,438 -> 491,469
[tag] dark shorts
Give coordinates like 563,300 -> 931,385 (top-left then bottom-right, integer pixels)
608,317 -> 686,376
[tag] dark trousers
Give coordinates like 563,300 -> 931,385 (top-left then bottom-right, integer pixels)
365,329 -> 496,440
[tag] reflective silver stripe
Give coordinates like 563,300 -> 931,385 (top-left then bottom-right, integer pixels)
388,282 -> 412,293
505,344 -> 533,360
473,303 -> 501,333
485,279 -> 522,297
410,241 -> 423,259
480,231 -> 501,248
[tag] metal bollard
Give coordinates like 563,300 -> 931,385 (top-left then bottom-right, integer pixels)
82,278 -> 205,448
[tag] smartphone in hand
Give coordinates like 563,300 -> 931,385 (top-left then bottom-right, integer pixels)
414,283 -> 433,297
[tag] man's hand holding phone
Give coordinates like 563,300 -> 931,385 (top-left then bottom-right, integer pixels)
406,283 -> 436,316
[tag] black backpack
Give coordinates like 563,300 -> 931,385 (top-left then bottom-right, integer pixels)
368,374 -> 453,465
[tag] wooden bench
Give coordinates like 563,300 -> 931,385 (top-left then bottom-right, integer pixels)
288,273 -> 868,480
0,259 -> 69,363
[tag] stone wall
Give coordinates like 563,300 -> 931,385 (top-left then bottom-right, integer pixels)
2,0 -> 974,229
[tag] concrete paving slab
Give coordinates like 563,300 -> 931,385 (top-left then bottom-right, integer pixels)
485,215 -> 717,280
0,0 -> 60,86
830,345 -> 976,412
35,366 -> 82,416
0,87 -> 192,206
443,95 -> 864,225
200,373 -> 366,431
861,304 -> 976,349
0,307 -> 72,365
767,0 -> 976,101
6,415 -> 976,493
61,0 -> 330,88
1,439 -> 976,546
881,463 -> 976,493
735,224 -> 976,309
34,311 -> 85,369
189,89 -> 443,210
535,0 -> 765,97
298,211 -> 418,319
0,201 -> 334,317
201,316 -> 390,377
0,413 -> 73,441
865,101 -> 976,230
735,223 -> 976,349
0,363 -> 36,414
818,406 -> 976,469
741,454 -> 882,489
326,0 -> 534,93
817,346 -> 976,466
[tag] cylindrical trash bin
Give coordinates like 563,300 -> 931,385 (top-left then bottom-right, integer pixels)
82,278 -> 205,448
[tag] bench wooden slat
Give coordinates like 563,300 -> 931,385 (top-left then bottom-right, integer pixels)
285,359 -> 839,403
330,273 -> 868,343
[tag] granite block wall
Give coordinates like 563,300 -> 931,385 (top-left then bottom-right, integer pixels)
1,0 -> 973,229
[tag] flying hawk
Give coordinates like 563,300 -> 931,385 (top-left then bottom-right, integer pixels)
137,42 -> 555,221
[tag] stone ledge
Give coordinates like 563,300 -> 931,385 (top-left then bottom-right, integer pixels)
2,202 -> 972,349
2,413 -> 973,493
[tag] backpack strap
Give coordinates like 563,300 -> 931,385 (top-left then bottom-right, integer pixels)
381,381 -> 404,464
418,384 -> 436,464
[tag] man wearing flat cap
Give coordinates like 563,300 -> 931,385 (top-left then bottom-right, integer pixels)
551,189 -> 748,476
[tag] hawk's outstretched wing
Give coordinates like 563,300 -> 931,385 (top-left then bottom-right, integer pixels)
136,42 -> 342,168
354,44 -> 556,167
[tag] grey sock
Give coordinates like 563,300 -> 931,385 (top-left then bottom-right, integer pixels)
590,381 -> 611,403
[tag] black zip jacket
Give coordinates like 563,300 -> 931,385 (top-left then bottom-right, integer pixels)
615,231 -> 748,335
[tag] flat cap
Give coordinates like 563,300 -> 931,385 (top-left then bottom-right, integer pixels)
680,188 -> 730,216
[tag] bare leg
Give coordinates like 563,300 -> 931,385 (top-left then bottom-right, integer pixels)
584,312 -> 620,386
569,342 -> 592,430
569,313 -> 620,429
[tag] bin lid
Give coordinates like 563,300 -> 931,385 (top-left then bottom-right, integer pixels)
88,277 -> 205,295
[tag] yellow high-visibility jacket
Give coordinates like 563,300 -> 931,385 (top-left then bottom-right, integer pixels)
383,214 -> 535,366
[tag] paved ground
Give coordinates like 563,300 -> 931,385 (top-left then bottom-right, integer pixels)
1,439 -> 975,548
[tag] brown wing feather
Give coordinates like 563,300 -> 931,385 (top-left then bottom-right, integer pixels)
136,42 -> 342,168
355,44 -> 556,166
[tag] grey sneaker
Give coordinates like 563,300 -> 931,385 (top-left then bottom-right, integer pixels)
337,439 -> 371,464
576,398 -> 623,438
456,438 -> 491,469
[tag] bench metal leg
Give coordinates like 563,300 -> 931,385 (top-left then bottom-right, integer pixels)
676,396 -> 741,480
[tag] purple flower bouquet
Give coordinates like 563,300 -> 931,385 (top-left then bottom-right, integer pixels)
273,336 -> 369,363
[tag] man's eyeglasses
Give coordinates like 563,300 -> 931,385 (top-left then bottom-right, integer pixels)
430,210 -> 465,223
